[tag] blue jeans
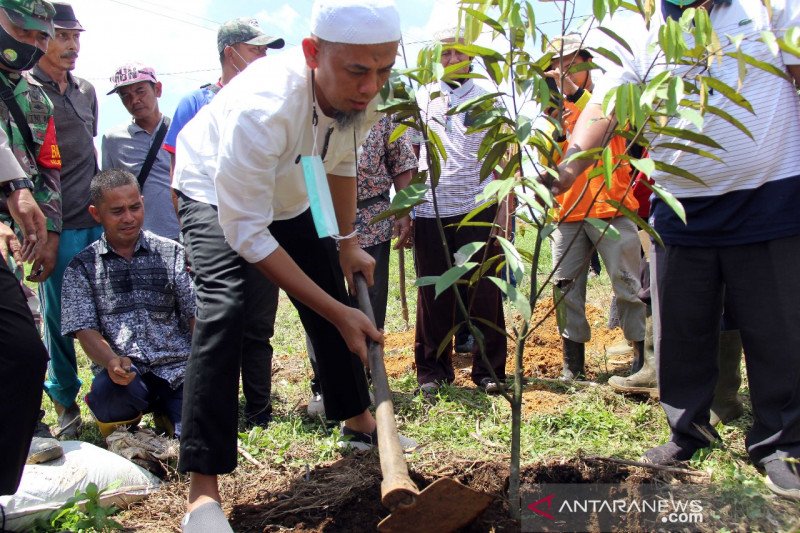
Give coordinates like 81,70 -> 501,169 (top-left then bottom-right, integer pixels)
86,365 -> 183,438
41,225 -> 103,408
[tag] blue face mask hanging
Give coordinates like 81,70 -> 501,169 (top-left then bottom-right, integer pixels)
301,152 -> 340,238
302,70 -> 358,240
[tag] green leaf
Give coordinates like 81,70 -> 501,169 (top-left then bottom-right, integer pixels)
540,222 -> 557,241
463,7 -> 505,35
432,62 -> 445,81
605,199 -> 664,247
761,30 -> 780,56
427,127 -> 448,162
476,176 -> 515,204
488,276 -> 531,320
593,0 -> 607,22
726,50 -> 791,81
509,2 -> 524,29
777,27 -> 800,58
630,157 -> 655,177
526,2 -> 536,38
702,76 -> 754,113
677,107 -> 704,130
596,25 -> 633,55
388,123 -> 408,144
515,190 -> 546,215
376,98 -> 417,114
435,263 -> 477,298
454,242 -> 485,266
479,142 -> 507,182
451,43 -> 505,62
516,115 -> 533,144
654,160 -> 708,186
640,70 -> 670,109
600,145 -> 614,189
415,275 -> 438,287
369,183 -> 429,224
640,180 -> 686,223
584,217 -> 621,240
495,236 -> 524,283
649,125 -> 723,149
445,91 -> 503,116
704,104 -> 753,139
436,322 -> 464,359
615,84 -> 630,126
654,142 -> 723,162
483,57 -> 504,84
666,76 -> 684,115
588,46 -> 623,67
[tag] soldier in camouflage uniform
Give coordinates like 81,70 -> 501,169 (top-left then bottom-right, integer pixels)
0,0 -> 57,495
0,4 -> 61,268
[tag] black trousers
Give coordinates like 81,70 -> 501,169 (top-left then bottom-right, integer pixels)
413,207 -> 507,385
271,210 -> 370,416
651,234 -> 800,465
0,260 -> 48,495
178,205 -> 369,475
177,195 -> 279,475
308,238 -> 390,395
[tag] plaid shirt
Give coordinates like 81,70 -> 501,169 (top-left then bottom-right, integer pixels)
355,115 -> 417,248
61,230 -> 194,388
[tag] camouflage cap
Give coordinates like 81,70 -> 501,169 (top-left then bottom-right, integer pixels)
0,0 -> 56,38
217,17 -> 284,54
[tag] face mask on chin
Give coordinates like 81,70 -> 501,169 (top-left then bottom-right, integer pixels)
0,24 -> 44,72
231,47 -> 250,74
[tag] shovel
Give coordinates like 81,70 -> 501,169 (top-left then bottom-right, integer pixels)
353,273 -> 493,533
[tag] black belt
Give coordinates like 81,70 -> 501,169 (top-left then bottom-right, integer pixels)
356,192 -> 390,209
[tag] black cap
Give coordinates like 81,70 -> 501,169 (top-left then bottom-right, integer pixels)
52,2 -> 83,31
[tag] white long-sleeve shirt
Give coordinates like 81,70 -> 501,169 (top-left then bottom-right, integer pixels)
173,47 -> 381,263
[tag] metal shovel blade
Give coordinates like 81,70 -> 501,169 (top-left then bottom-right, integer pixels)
377,477 -> 494,533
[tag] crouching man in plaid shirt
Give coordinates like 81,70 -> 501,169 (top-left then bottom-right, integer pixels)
60,169 -> 194,438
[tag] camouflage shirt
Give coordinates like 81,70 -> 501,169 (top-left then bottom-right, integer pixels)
0,70 -> 62,234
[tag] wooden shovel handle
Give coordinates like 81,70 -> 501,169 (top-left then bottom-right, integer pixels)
353,273 -> 419,509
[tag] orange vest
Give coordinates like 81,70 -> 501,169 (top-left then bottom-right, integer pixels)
553,99 -> 638,223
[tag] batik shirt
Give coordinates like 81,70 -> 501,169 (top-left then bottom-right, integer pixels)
0,70 -> 62,234
61,231 -> 195,388
355,115 -> 417,248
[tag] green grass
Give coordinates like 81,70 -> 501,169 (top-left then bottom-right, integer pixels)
30,229 -> 800,530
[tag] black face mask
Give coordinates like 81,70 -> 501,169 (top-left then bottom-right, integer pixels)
0,24 -> 44,72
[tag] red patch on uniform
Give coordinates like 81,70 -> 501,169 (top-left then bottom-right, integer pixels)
36,116 -> 61,170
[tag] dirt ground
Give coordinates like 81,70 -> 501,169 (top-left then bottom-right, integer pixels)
118,301 -> 637,532
382,299 -> 628,418
122,454 -> 724,533
117,297 -> 800,532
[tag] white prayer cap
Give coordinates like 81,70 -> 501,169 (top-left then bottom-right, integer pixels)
311,0 -> 401,45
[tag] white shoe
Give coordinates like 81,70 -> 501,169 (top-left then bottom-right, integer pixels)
307,393 -> 326,418
338,426 -> 418,452
308,391 -> 375,417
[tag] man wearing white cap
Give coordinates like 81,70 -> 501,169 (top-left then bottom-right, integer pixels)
174,1 -> 406,531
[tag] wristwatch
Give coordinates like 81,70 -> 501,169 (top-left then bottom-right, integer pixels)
1,177 -> 34,196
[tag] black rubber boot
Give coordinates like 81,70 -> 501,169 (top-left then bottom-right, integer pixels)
709,330 -> 744,426
630,341 -> 645,375
561,338 -> 585,381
